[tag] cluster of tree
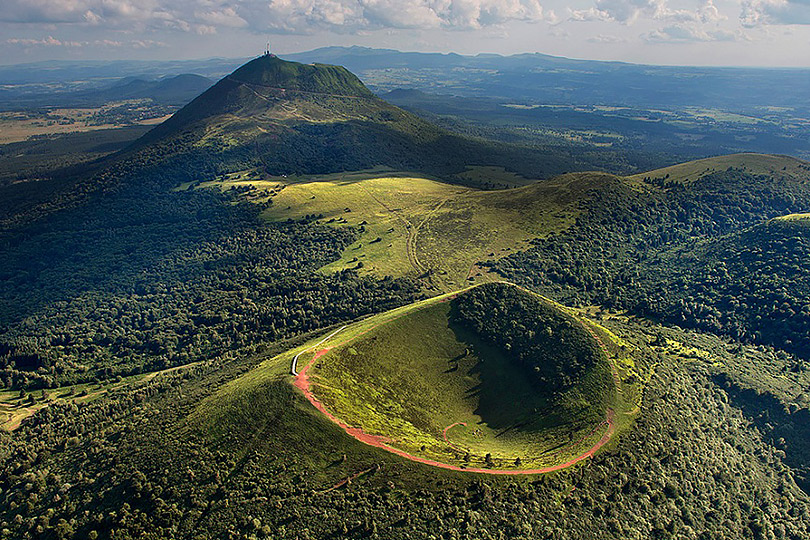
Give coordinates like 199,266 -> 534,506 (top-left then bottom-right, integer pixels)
0,186 -> 419,389
1,316 -> 808,540
451,283 -> 601,392
715,370 -> 810,492
492,168 -> 810,361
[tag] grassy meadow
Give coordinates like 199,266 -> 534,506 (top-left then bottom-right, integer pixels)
193,284 -> 641,474
193,168 -> 600,291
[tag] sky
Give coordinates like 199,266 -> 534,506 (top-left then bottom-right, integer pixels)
2,0 -> 810,67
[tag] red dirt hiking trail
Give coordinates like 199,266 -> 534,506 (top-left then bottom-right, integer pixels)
291,292 -> 619,475
294,350 -> 616,476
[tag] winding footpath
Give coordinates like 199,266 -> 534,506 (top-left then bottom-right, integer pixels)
442,422 -> 469,453
290,291 -> 620,475
293,352 -> 616,476
290,325 -> 348,376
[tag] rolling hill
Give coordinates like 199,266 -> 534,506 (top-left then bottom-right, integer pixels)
4,53 -> 810,540
190,153 -> 810,301
87,74 -> 214,106
134,54 -> 526,180
279,283 -> 636,472
628,152 -> 810,184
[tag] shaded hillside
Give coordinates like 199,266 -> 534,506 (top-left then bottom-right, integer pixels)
452,283 -> 603,392
626,215 -> 810,358
0,57 -> 545,238
133,55 -> 597,181
136,54 -> 459,176
492,154 -> 810,358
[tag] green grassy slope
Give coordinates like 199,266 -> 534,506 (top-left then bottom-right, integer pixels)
628,152 -> 809,184
201,155 -> 804,295
197,169 -> 618,292
195,283 -> 639,473
229,56 -> 375,97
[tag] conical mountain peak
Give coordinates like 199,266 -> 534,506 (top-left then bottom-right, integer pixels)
227,55 -> 375,98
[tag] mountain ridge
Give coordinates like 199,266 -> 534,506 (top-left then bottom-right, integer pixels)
129,55 -> 585,182
227,55 -> 375,97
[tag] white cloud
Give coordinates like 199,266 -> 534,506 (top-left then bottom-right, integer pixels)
569,7 -> 611,21
570,0 -> 724,25
195,7 -> 248,29
259,0 -> 552,32
643,23 -> 743,42
569,0 -> 666,24
4,35 -> 166,48
0,0 -> 177,28
131,39 -> 167,48
195,24 -> 218,35
83,10 -> 102,25
5,36 -> 81,47
741,0 -> 810,26
699,0 -> 725,23
588,33 -> 627,42
0,0 -> 555,35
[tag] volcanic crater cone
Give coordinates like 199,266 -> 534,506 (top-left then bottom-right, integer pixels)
303,283 -> 621,471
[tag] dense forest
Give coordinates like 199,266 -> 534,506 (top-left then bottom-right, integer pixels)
0,175 -> 420,389
492,167 -> 810,360
451,283 -> 601,391
625,217 -> 810,358
4,55 -> 810,540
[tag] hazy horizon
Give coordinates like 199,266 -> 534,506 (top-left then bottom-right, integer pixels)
1,44 -> 809,71
2,0 -> 810,68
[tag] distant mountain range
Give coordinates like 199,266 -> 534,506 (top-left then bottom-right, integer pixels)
4,47 -> 809,113
286,46 -> 810,113
0,73 -> 213,110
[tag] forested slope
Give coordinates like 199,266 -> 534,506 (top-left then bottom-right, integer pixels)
493,160 -> 810,359
3,54 -> 810,540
